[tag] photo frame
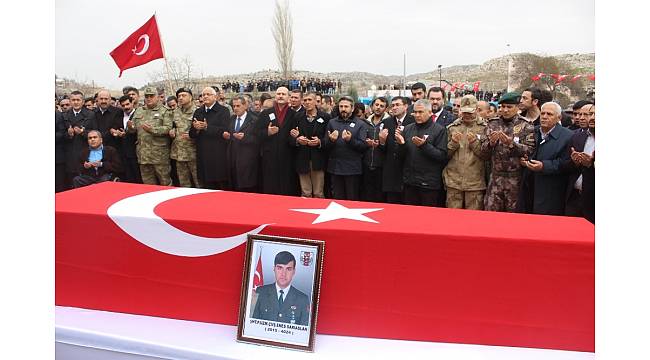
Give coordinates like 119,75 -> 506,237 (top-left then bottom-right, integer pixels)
236,234 -> 325,352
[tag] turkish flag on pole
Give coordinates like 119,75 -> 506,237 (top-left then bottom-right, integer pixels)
252,254 -> 264,290
110,15 -> 164,77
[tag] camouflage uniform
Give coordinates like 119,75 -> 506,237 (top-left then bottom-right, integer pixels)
170,104 -> 200,187
131,104 -> 172,185
480,115 -> 535,212
443,117 -> 489,210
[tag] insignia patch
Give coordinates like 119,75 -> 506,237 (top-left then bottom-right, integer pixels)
300,251 -> 313,266
513,123 -> 524,134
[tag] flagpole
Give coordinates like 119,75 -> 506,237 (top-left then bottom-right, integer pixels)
154,13 -> 175,95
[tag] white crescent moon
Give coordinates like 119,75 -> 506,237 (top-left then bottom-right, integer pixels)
106,187 -> 270,257
134,34 -> 150,56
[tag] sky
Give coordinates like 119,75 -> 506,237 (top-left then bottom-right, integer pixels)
55,0 -> 594,89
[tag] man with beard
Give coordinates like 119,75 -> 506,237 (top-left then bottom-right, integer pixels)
291,92 -> 330,198
63,90 -> 97,190
361,97 -> 390,202
481,92 -> 536,212
323,96 -> 367,200
394,99 -> 448,206
189,86 -> 231,190
407,82 -> 426,115
225,96 -> 260,192
257,86 -> 299,195
519,87 -> 553,126
113,95 -> 141,183
169,87 -> 200,188
427,86 -> 455,128
129,87 -> 172,186
378,96 -> 414,203
565,103 -> 595,223
520,102 -> 573,216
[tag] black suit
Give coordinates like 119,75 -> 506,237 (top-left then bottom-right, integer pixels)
111,109 -> 141,183
565,129 -> 595,223
380,114 -> 414,203
55,111 -> 67,192
434,109 -> 456,128
94,106 -> 123,149
63,108 -> 97,189
256,105 -> 299,196
227,112 -> 260,191
189,103 -> 231,189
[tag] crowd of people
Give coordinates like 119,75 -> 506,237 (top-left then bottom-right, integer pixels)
55,82 -> 595,224
221,77 -> 340,94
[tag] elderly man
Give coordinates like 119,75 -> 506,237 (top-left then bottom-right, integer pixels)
395,99 -> 448,206
128,86 -> 172,186
72,130 -> 122,188
226,95 -> 260,192
169,87 -> 200,188
443,95 -> 489,209
520,102 -> 573,215
189,86 -> 231,190
257,86 -> 299,196
481,92 -> 536,212
566,103 -> 595,223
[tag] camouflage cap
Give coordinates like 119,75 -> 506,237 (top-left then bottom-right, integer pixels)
460,94 -> 478,113
498,92 -> 521,105
144,86 -> 157,96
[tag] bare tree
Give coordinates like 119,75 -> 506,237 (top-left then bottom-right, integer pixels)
147,56 -> 202,94
272,0 -> 294,80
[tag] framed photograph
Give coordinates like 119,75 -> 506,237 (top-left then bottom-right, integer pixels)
237,234 -> 325,352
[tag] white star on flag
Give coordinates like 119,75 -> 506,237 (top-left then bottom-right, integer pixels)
290,201 -> 383,224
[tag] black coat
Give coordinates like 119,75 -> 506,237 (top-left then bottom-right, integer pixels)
434,109 -> 456,128
566,129 -> 595,223
63,108 -> 97,173
322,116 -> 368,176
380,114 -> 414,192
55,111 -> 66,165
226,112 -> 260,189
529,125 -> 574,215
294,110 -> 331,174
399,119 -> 448,190
111,109 -> 138,159
256,105 -> 299,195
362,117 -> 386,169
189,103 -> 230,183
77,145 -> 123,177
94,106 -> 123,149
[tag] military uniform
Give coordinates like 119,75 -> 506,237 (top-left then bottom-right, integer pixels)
443,115 -> 489,210
170,104 -> 200,187
480,114 -> 535,212
131,90 -> 173,185
252,283 -> 310,326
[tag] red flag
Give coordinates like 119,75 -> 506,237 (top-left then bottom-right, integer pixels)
570,75 -> 583,83
473,81 -> 481,92
555,75 -> 569,84
110,15 -> 164,77
531,72 -> 545,81
253,254 -> 264,290
588,74 -> 595,81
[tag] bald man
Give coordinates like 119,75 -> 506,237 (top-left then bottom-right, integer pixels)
94,89 -> 123,149
256,86 -> 299,195
189,86 -> 231,189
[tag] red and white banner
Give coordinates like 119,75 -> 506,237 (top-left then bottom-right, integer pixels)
56,183 -> 595,352
110,14 -> 164,77
252,254 -> 264,290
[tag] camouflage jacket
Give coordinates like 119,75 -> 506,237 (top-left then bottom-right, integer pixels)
131,104 -> 172,164
170,104 -> 197,161
443,117 -> 489,191
480,115 -> 535,174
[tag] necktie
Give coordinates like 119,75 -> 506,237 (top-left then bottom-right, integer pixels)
431,113 -> 438,122
278,289 -> 284,308
235,117 -> 242,132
